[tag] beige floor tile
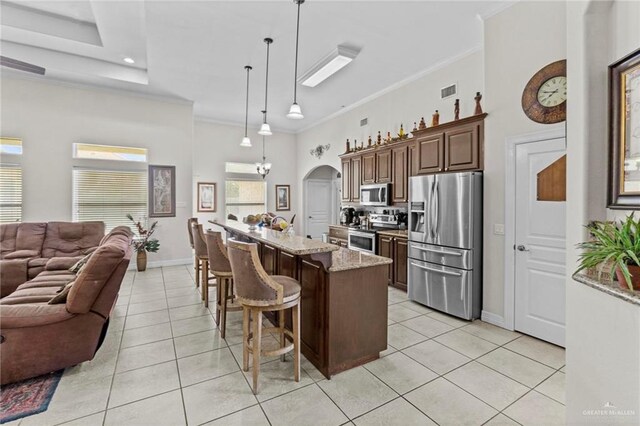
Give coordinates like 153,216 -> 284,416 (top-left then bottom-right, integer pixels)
405,378 -> 497,426
241,358 -> 314,402
261,384 -> 348,426
388,289 -> 409,304
535,371 -> 565,404
129,289 -> 167,304
427,311 -> 470,328
379,343 -> 397,358
182,372 -> 257,425
387,304 -> 422,322
177,347 -> 239,386
288,353 -> 326,382
387,324 -> 429,349
364,352 -> 437,395
58,411 -> 105,426
318,367 -> 397,418
204,405 -> 269,425
127,298 -> 168,315
504,391 -> 565,425
166,286 -> 200,298
169,303 -> 211,321
105,390 -> 185,425
108,361 -> 180,408
229,335 -> 282,367
174,329 -> 226,358
124,309 -> 170,330
402,340 -> 471,375
477,347 -> 555,388
120,322 -> 173,348
167,294 -> 203,308
396,300 -> 433,314
171,315 -> 216,337
63,343 -> 118,381
108,316 -> 125,332
115,339 -> 176,373
459,321 -> 521,346
400,315 -> 454,338
483,413 -> 521,426
434,329 -> 498,359
445,362 -> 529,410
111,305 -> 128,318
504,336 -> 565,369
353,398 -> 436,426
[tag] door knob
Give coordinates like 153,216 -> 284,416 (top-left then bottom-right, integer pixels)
516,245 -> 530,252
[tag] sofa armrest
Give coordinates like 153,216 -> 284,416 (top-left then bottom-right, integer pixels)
0,259 -> 29,298
0,304 -> 74,328
83,246 -> 98,255
4,250 -> 39,260
45,256 -> 83,271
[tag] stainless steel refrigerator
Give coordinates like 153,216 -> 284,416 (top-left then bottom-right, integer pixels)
408,172 -> 483,320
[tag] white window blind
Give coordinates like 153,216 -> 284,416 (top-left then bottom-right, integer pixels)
0,164 -> 22,223
225,180 -> 266,219
73,168 -> 147,231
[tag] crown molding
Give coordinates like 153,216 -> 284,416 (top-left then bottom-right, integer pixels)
476,1 -> 520,21
193,115 -> 296,135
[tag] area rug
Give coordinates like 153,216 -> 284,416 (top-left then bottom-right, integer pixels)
0,370 -> 64,424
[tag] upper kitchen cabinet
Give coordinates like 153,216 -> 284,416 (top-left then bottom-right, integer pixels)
341,157 -> 351,202
416,133 -> 444,174
341,155 -> 362,203
376,150 -> 392,183
362,153 -> 376,184
392,146 -> 408,203
444,119 -> 483,172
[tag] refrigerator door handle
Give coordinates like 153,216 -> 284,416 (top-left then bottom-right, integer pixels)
433,180 -> 440,237
411,245 -> 463,257
428,180 -> 435,239
410,262 -> 462,277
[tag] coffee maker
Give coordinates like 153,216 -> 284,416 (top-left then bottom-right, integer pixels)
340,207 -> 355,226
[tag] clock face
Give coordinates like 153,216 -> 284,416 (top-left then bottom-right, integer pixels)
537,76 -> 567,107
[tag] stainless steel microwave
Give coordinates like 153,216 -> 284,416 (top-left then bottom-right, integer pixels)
360,183 -> 391,206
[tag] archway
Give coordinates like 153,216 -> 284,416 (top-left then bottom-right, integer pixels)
302,165 -> 341,239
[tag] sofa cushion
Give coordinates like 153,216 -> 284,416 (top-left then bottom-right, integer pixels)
31,273 -> 76,282
98,226 -> 132,246
17,280 -> 71,291
0,223 -> 20,258
45,256 -> 83,271
48,282 -> 74,305
16,223 -> 47,253
27,258 -> 48,268
0,259 -> 29,298
0,303 -> 74,328
4,250 -> 39,259
4,286 -> 62,299
41,222 -> 105,259
68,253 -> 92,274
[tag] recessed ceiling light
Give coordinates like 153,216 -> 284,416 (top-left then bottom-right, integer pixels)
299,45 -> 359,88
123,57 -> 135,64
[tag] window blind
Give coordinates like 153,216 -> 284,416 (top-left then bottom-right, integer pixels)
0,164 -> 22,223
73,168 -> 147,231
225,180 -> 266,219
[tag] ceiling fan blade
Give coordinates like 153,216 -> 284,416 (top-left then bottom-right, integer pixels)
0,56 -> 45,75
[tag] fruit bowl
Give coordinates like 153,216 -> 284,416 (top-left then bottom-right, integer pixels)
242,216 -> 261,231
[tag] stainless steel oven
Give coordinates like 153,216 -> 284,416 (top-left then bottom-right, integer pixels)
360,184 -> 391,206
348,229 -> 376,254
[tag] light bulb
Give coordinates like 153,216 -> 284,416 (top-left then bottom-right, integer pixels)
286,103 -> 304,119
240,136 -> 252,147
258,123 -> 272,136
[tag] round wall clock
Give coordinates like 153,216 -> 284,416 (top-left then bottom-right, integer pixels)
521,60 -> 567,124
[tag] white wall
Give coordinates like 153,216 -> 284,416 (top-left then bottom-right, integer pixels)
482,0 -> 567,322
192,120 -> 299,232
0,76 -> 194,265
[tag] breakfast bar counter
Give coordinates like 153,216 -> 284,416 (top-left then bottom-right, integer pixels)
210,220 -> 391,378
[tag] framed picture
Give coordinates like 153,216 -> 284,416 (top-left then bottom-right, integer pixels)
609,48 -> 640,208
148,165 -> 176,217
197,182 -> 217,212
275,185 -> 290,211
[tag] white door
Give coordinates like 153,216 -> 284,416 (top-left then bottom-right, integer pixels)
514,137 -> 566,347
306,179 -> 332,239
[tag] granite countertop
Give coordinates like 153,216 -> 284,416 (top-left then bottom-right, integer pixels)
573,273 -> 640,306
376,229 -> 408,238
329,247 -> 393,272
211,220 -> 339,256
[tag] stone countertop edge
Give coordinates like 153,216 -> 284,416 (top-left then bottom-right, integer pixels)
376,229 -> 409,237
329,248 -> 393,272
573,273 -> 640,307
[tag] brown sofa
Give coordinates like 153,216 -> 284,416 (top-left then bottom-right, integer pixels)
0,221 -> 104,297
0,226 -> 133,385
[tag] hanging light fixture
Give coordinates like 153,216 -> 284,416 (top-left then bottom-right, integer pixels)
256,135 -> 271,179
258,37 -> 273,136
240,65 -> 253,147
287,0 -> 305,120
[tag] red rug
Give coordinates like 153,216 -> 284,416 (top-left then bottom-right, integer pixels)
0,370 -> 64,423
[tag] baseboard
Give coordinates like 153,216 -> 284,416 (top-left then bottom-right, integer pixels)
127,258 -> 192,270
481,310 -> 508,329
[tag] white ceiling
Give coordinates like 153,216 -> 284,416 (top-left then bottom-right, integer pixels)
0,1 -> 508,132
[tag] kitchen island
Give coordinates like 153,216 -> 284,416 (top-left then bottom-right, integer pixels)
210,220 -> 391,378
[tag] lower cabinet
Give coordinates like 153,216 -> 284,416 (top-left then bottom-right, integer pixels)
376,234 -> 408,291
377,235 -> 394,284
261,243 -> 278,275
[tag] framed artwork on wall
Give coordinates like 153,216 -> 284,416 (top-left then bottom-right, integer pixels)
275,185 -> 290,211
148,165 -> 176,217
609,48 -> 640,208
197,182 -> 216,212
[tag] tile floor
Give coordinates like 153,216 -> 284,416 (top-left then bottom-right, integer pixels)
11,265 -> 566,426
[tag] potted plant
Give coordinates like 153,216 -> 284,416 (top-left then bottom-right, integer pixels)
576,214 -> 640,291
126,214 -> 160,272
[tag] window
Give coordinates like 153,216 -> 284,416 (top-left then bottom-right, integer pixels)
73,143 -> 147,162
0,138 -> 23,155
73,169 -> 147,231
0,165 -> 22,223
225,180 -> 266,219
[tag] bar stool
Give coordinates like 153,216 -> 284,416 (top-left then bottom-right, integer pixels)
204,230 -> 242,338
187,218 -> 200,288
227,240 -> 301,394
191,223 -> 214,307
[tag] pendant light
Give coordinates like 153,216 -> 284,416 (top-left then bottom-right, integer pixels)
258,37 -> 273,136
240,65 -> 253,147
255,135 -> 271,179
286,0 -> 305,120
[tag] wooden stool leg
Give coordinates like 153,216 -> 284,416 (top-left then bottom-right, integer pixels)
220,278 -> 228,339
292,303 -> 300,382
215,276 -> 221,326
279,311 -> 286,362
252,309 -> 262,394
203,260 -> 209,307
242,306 -> 250,372
194,257 -> 199,287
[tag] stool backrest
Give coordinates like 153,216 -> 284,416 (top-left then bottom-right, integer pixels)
187,218 -> 198,249
191,223 -> 208,258
227,239 -> 283,305
204,230 -> 232,274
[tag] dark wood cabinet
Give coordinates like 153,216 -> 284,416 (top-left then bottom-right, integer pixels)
299,259 -> 326,365
376,151 -> 392,183
417,133 -> 444,174
261,243 -> 278,275
393,237 -> 408,291
350,156 -> 361,202
377,235 -> 394,284
362,153 -> 376,184
392,146 -> 408,203
444,121 -> 482,172
279,250 -> 298,278
341,158 -> 351,202
408,143 -> 419,177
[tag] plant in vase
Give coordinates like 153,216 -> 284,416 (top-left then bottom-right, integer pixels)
126,214 -> 160,272
576,214 -> 640,291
